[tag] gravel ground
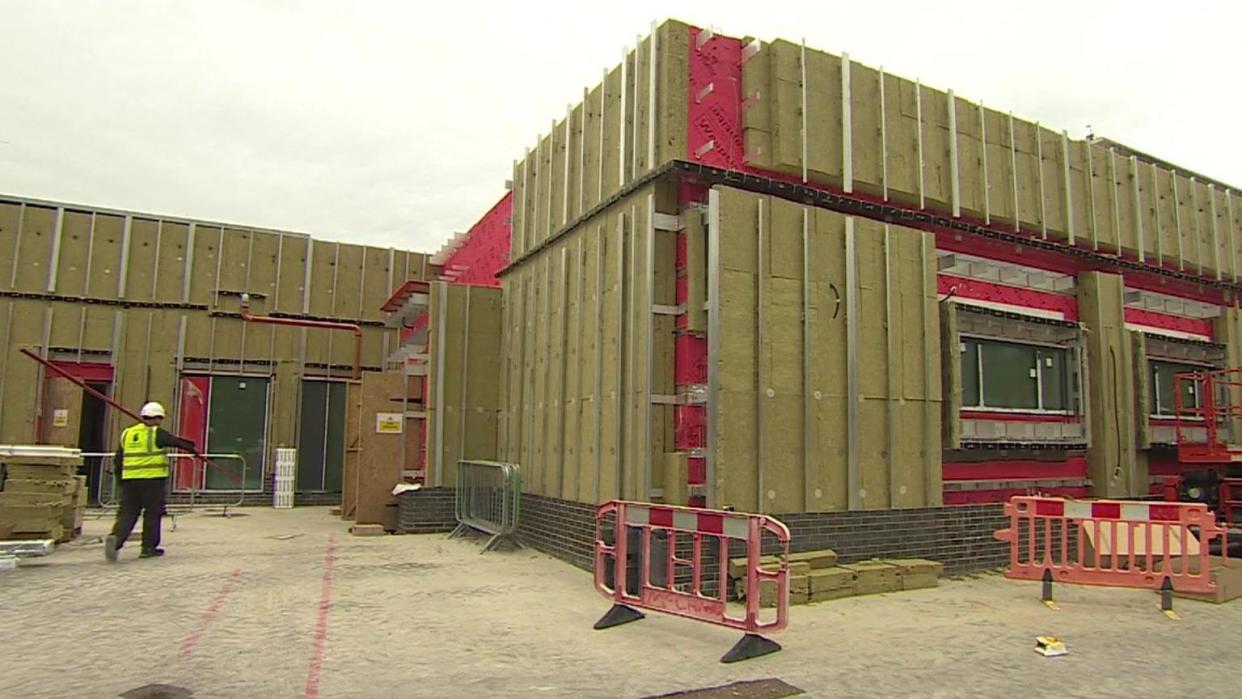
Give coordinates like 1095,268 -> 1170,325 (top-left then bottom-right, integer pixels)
1,506 -> 1238,698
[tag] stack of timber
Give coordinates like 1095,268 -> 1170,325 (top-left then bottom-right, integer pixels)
0,445 -> 85,542
731,550 -> 944,606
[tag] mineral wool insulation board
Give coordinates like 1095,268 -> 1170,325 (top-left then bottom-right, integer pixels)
500,181 -> 678,504
0,196 -> 431,445
508,21 -> 1242,286
709,186 -> 942,513
741,38 -> 1242,280
426,282 -> 504,489
509,20 -> 690,260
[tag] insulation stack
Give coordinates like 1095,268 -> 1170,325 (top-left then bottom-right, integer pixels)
0,445 -> 86,542
731,550 -> 944,606
273,448 -> 296,509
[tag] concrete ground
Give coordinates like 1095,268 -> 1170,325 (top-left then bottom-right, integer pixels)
1,507 -> 1238,699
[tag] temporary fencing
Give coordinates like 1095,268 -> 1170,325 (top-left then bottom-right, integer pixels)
166,453 -> 248,517
994,495 -> 1227,611
88,452 -> 246,529
593,500 -> 790,663
448,460 -> 523,553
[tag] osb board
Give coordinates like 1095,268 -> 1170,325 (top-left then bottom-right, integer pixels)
341,379 -> 362,520
509,20 -> 691,259
354,370 -> 411,524
41,377 -> 83,447
1078,272 -> 1141,497
712,186 -> 941,513
740,41 -> 1242,280
426,283 -> 503,489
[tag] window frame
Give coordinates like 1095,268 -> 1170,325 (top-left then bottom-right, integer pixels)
1148,357 -> 1211,419
959,334 -> 1078,415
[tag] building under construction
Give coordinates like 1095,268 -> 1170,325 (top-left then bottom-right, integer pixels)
0,194 -> 431,508
4,19 -> 1241,568
388,20 -> 1242,567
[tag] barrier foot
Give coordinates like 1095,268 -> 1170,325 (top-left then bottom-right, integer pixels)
448,524 -> 469,540
593,604 -> 645,630
1041,569 -> 1053,603
1160,577 -> 1177,619
721,633 -> 781,664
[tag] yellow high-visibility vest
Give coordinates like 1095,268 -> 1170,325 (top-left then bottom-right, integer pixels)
120,423 -> 169,479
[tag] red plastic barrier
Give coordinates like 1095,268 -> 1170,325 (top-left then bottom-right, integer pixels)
593,500 -> 790,663
994,496 -> 1226,608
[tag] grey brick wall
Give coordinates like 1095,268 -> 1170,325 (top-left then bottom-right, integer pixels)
515,493 -> 1010,577
517,494 -> 597,570
295,491 -> 343,506
396,487 -> 457,533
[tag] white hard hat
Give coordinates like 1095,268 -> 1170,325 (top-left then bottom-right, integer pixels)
140,402 -> 167,418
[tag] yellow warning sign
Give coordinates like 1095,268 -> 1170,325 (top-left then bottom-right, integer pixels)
52,409 -> 69,428
375,412 -> 403,434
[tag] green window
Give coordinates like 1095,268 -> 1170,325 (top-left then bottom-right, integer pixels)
960,337 -> 1073,412
1150,360 -> 1203,417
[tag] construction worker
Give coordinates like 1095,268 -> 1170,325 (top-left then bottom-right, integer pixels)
104,401 -> 196,562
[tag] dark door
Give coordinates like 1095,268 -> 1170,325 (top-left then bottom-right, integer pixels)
78,382 -> 110,504
204,376 -> 269,490
297,380 -> 347,492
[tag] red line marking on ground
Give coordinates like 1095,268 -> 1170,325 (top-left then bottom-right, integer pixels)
305,535 -> 336,699
179,568 -> 242,659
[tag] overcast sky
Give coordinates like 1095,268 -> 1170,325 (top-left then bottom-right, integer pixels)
2,1 -> 1239,253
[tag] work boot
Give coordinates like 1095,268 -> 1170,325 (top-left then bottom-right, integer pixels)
104,534 -> 118,563
139,548 -> 165,559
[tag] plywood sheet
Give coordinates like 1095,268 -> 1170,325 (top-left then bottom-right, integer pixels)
341,379 -> 361,519
355,371 -> 411,524
41,377 -> 83,447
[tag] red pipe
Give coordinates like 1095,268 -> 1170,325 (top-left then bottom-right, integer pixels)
239,294 -> 363,381
20,348 -> 243,485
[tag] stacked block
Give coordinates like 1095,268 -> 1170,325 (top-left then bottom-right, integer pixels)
731,549 -> 944,606
0,446 -> 85,542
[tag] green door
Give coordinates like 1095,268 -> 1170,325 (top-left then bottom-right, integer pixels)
205,376 -> 269,490
297,380 -> 347,492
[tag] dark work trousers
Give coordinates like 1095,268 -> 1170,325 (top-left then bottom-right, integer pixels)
112,477 -> 167,552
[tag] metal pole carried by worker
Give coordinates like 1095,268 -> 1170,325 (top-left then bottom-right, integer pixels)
104,401 -> 198,562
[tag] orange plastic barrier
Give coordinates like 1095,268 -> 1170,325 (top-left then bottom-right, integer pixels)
994,496 -> 1226,609
593,500 -> 790,663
